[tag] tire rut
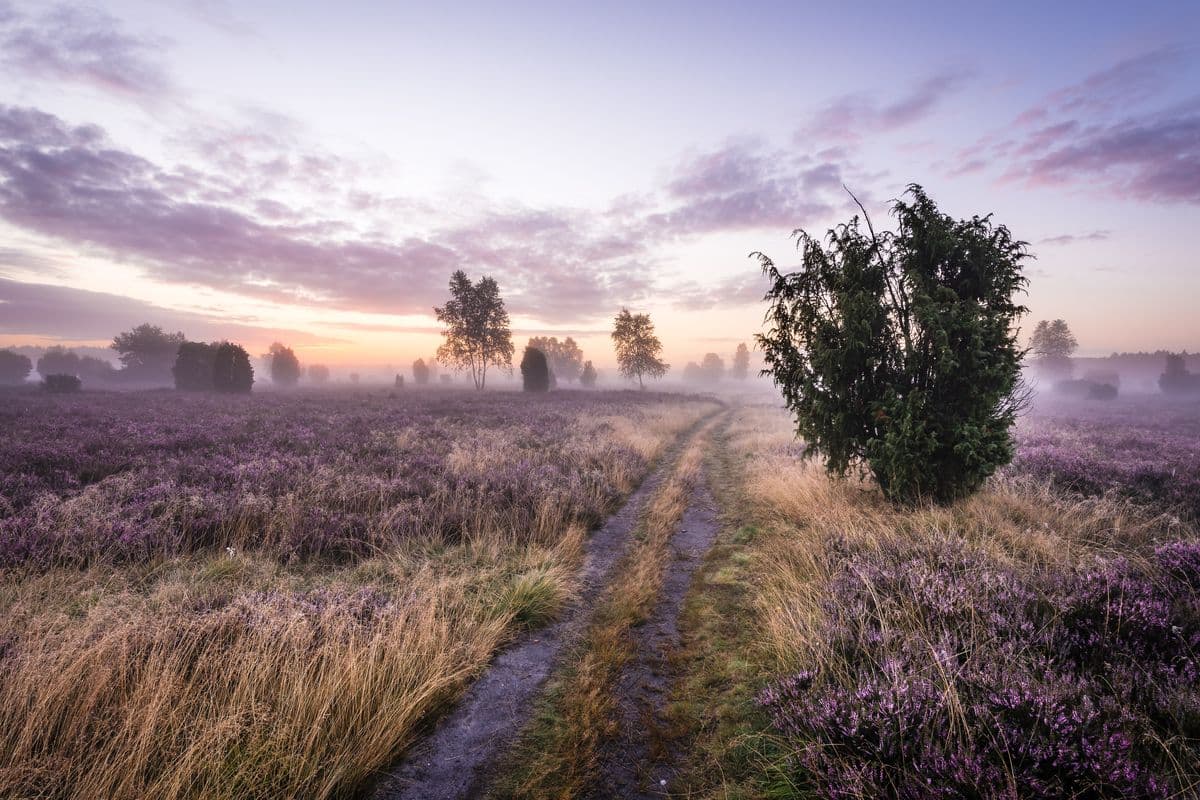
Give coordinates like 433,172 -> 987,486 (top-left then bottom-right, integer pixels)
369,411 -> 719,800
585,466 -> 722,799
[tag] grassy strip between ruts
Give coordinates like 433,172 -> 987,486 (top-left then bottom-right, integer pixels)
487,416 -> 719,799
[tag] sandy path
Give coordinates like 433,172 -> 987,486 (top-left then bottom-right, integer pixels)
585,469 -> 721,799
370,414 -> 716,800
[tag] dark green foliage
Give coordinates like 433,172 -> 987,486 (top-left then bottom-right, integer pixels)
580,360 -> 597,388
172,342 -> 217,391
268,342 -> 301,387
756,185 -> 1029,504
42,374 -> 81,393
521,347 -> 551,392
212,342 -> 254,393
0,349 -> 32,384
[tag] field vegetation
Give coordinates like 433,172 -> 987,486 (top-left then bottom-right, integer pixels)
0,387 -> 717,799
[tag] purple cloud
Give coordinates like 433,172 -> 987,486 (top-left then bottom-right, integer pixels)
673,271 -> 772,311
798,72 -> 970,143
647,141 -> 844,236
1005,104 -> 1200,203
0,5 -> 172,98
0,277 -> 338,344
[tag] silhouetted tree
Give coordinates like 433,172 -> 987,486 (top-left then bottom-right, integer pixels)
36,346 -> 80,378
172,342 -> 218,390
701,352 -> 725,382
43,374 -> 81,393
435,270 -> 514,390
1030,319 -> 1077,378
528,336 -> 584,383
212,342 -> 253,393
307,364 -> 330,384
394,374 -> 405,388
111,324 -> 185,384
0,349 -> 32,384
732,343 -> 750,380
37,347 -> 116,384
682,361 -> 704,383
756,185 -> 1029,505
580,360 -> 597,388
412,358 -> 431,385
1160,353 -> 1200,395
521,346 -> 551,392
612,308 -> 668,389
268,342 -> 301,387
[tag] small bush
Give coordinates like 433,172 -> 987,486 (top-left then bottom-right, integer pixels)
580,360 -> 597,388
412,358 -> 431,385
212,342 -> 253,393
521,347 -> 551,392
394,374 -> 404,389
42,374 -> 81,393
1055,378 -> 1118,400
172,341 -> 217,391
0,349 -> 32,385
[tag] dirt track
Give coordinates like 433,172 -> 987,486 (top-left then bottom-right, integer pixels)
586,469 -> 721,799
370,413 -> 718,800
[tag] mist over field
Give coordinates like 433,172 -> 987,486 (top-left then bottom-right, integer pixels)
1,2 -> 1198,799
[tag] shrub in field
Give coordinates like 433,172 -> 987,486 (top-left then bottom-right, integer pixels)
212,342 -> 253,393
307,363 -> 330,384
1055,378 -> 1118,400
756,185 -> 1029,504
172,341 -> 217,390
521,346 -> 551,392
42,373 -> 81,393
0,349 -> 31,384
760,537 -> 1200,799
580,360 -> 597,388
268,342 -> 301,387
1160,353 -> 1200,395
412,358 -> 431,385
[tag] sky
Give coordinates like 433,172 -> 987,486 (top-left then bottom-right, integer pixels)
0,0 -> 1198,373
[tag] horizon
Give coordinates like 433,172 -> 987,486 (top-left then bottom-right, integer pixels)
1,1 -> 1198,371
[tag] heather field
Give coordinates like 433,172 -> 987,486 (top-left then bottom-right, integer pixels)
3,389 -> 1200,800
710,400 -> 1200,800
0,388 -> 717,799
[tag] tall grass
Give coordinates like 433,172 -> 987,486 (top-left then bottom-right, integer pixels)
0,394 -> 717,799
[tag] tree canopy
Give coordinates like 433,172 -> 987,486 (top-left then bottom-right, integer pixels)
1030,319 -> 1078,377
0,349 -> 31,384
756,185 -> 1029,504
434,270 -> 514,390
611,308 -> 668,389
732,343 -> 750,380
520,346 -> 551,392
268,342 -> 301,387
527,336 -> 584,383
580,360 -> 597,388
111,324 -> 185,384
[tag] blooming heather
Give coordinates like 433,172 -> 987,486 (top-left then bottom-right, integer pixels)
0,389 -> 698,568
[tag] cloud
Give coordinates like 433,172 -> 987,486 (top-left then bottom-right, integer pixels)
798,71 -> 970,143
673,270 -> 772,311
645,140 -> 846,236
1003,103 -> 1200,203
1039,230 -> 1111,246
972,47 -> 1200,204
0,277 -> 338,344
0,4 -> 172,98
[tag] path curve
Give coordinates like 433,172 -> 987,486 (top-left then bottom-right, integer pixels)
369,412 -> 718,800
